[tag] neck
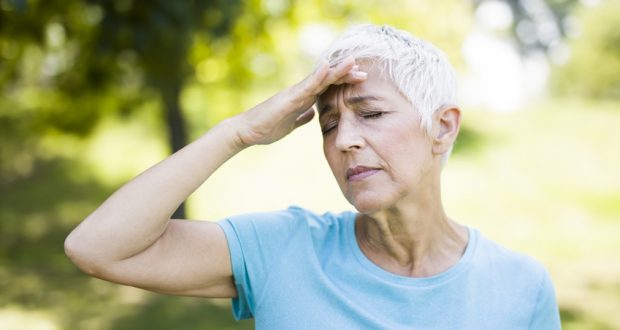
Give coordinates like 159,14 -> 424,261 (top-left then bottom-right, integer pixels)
355,188 -> 468,277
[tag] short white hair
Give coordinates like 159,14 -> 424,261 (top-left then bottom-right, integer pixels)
320,24 -> 458,165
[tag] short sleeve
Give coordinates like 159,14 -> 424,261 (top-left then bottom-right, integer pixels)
528,269 -> 562,329
217,207 -> 306,320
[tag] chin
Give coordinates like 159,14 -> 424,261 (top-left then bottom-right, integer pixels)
347,191 -> 394,214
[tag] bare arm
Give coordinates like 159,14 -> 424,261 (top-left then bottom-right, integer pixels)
64,57 -> 365,298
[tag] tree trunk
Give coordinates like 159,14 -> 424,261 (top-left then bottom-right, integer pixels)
161,83 -> 188,219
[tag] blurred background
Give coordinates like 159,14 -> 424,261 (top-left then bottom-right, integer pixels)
1,0 -> 619,329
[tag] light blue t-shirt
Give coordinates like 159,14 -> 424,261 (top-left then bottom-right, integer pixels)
218,206 -> 561,329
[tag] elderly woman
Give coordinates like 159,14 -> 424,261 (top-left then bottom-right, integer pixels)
65,24 -> 561,328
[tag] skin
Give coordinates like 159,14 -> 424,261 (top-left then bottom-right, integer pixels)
318,63 -> 468,277
64,56 -> 365,298
64,56 -> 467,299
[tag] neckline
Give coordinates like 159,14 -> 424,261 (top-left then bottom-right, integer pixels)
345,211 -> 477,286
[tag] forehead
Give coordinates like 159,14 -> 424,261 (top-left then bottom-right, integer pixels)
317,63 -> 402,112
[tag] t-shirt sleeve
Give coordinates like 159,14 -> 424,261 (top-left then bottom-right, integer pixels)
217,207 -> 306,320
528,269 -> 562,329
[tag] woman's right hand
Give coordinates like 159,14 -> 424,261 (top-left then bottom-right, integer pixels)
230,56 -> 367,148
64,56 -> 367,299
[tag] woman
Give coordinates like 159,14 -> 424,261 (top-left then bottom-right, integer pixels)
65,24 -> 561,329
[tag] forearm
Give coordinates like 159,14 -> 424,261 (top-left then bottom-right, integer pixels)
65,117 -> 247,266
65,57 -> 362,283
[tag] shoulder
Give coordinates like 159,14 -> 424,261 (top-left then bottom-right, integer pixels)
470,229 -> 551,291
473,229 -> 546,274
289,206 -> 353,236
219,206 -> 353,240
465,229 -> 561,328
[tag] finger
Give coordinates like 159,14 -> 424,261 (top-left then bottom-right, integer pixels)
294,59 -> 330,97
313,62 -> 368,95
289,56 -> 359,105
322,56 -> 357,86
294,108 -> 315,128
313,56 -> 368,95
332,69 -> 368,85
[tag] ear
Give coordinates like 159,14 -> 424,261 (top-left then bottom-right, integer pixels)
432,106 -> 461,155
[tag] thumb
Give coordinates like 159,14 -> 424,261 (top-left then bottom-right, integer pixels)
294,108 -> 315,129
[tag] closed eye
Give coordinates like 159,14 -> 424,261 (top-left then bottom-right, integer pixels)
362,112 -> 385,119
322,111 -> 385,135
321,121 -> 338,135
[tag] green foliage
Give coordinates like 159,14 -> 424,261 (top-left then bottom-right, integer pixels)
3,0 -> 618,329
551,1 -> 620,99
0,0 -> 245,185
0,1 -> 476,327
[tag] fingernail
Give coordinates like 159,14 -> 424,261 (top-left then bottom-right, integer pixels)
352,71 -> 367,79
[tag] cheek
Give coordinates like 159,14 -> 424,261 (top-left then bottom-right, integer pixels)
375,124 -> 432,173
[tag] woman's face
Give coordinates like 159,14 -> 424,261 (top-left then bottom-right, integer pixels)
317,64 -> 438,213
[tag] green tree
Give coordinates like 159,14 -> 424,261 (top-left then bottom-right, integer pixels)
0,0 -> 243,217
0,1 -> 478,328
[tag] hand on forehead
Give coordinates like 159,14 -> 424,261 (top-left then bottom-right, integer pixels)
317,63 -> 395,116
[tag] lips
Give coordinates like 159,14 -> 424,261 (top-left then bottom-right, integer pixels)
346,166 -> 381,181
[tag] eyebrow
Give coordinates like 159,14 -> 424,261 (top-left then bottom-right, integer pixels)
319,95 -> 381,117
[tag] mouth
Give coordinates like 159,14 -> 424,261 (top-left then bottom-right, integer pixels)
346,166 -> 381,182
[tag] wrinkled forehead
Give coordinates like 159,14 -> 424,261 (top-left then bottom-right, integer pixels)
316,82 -> 373,117
317,83 -> 359,107
316,61 -> 400,112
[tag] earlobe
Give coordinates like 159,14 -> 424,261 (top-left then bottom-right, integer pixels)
432,106 -> 461,155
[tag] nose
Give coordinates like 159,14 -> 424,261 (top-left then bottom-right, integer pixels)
334,115 -> 365,152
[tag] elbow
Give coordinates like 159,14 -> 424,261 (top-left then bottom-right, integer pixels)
64,232 -> 105,277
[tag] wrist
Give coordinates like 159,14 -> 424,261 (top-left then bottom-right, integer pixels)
216,116 -> 253,152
